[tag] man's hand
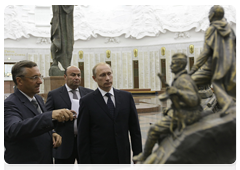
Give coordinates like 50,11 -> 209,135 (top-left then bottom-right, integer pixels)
52,109 -> 77,122
166,87 -> 178,95
81,165 -> 92,170
52,132 -> 62,148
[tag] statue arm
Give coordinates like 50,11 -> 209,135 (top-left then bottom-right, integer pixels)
189,42 -> 213,75
175,78 -> 200,107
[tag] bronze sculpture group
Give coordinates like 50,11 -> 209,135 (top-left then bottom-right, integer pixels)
133,5 -> 236,164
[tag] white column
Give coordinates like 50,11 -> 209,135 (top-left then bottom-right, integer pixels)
117,52 -> 123,89
144,51 -> 150,89
138,51 -> 144,89
111,52 -> 118,89
155,51 -> 160,91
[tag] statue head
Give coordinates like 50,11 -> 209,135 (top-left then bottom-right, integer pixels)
170,53 -> 187,74
208,5 -> 224,22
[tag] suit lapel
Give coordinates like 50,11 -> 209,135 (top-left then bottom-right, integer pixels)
60,86 -> 71,108
35,95 -> 46,113
15,89 -> 40,116
93,89 -> 113,120
113,88 -> 122,119
78,86 -> 85,97
35,95 -> 52,137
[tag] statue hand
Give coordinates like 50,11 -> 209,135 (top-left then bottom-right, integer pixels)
166,87 -> 178,95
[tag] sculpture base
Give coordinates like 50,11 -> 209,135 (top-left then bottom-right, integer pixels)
49,65 -> 64,76
43,76 -> 65,102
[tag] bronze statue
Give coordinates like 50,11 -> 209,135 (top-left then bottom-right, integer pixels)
49,5 -> 74,76
133,53 -> 202,163
189,5 -> 236,115
133,6 -> 236,164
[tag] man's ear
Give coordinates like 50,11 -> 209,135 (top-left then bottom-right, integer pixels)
16,77 -> 22,86
92,76 -> 96,82
180,63 -> 186,70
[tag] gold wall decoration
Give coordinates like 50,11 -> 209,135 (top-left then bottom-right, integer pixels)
79,51 -> 83,59
189,45 -> 194,54
106,50 -> 111,58
161,47 -> 166,56
134,49 -> 138,57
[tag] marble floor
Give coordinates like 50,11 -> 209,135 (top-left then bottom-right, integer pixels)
73,94 -> 171,170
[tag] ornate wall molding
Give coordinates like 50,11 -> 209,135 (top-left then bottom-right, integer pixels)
4,5 -> 236,41
36,38 -> 51,44
174,32 -> 191,39
104,37 -> 120,44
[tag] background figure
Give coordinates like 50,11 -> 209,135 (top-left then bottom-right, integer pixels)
133,53 -> 201,163
4,60 -> 75,164
77,62 -> 142,164
45,66 -> 93,164
50,5 -> 74,75
189,5 -> 236,114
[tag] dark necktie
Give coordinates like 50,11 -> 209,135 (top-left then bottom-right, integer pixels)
31,99 -> 41,114
71,90 -> 78,100
105,93 -> 115,117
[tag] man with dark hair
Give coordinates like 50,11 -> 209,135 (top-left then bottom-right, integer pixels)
4,60 -> 76,164
133,53 -> 201,163
77,62 -> 142,164
45,65 -> 93,164
189,5 -> 236,114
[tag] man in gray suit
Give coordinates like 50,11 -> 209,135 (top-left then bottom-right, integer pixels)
45,66 -> 93,164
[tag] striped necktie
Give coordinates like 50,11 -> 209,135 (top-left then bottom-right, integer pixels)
71,89 -> 78,100
31,99 -> 41,114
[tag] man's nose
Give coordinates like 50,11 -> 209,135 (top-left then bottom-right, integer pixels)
106,75 -> 110,80
37,78 -> 42,84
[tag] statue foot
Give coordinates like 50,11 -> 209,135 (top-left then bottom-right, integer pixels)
133,153 -> 148,164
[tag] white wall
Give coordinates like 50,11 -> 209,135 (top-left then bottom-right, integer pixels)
4,5 -> 236,92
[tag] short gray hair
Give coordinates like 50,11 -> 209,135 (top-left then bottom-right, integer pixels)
12,60 -> 37,85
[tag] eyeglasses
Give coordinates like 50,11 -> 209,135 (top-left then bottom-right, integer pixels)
19,75 -> 44,81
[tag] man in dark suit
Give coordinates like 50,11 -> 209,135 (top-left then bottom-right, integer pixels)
45,66 -> 93,164
77,62 -> 142,164
4,60 -> 75,164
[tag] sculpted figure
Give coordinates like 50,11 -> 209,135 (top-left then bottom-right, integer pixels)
133,53 -> 202,163
50,5 -> 74,76
189,5 -> 236,114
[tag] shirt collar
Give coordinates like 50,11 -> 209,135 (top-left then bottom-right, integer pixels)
98,87 -> 114,97
65,84 -> 79,92
18,89 -> 36,102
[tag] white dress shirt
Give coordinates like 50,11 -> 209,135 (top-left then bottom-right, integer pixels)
65,84 -> 80,135
98,87 -> 116,107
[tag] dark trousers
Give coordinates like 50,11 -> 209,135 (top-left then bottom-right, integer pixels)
55,136 -> 79,164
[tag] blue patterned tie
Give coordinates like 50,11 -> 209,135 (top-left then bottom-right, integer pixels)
105,93 -> 115,117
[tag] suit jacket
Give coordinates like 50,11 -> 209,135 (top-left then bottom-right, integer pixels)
77,88 -> 142,164
45,85 -> 93,159
4,89 -> 54,164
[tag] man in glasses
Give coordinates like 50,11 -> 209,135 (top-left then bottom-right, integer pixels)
4,60 -> 76,164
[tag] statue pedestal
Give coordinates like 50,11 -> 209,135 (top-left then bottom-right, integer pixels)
42,76 -> 65,102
